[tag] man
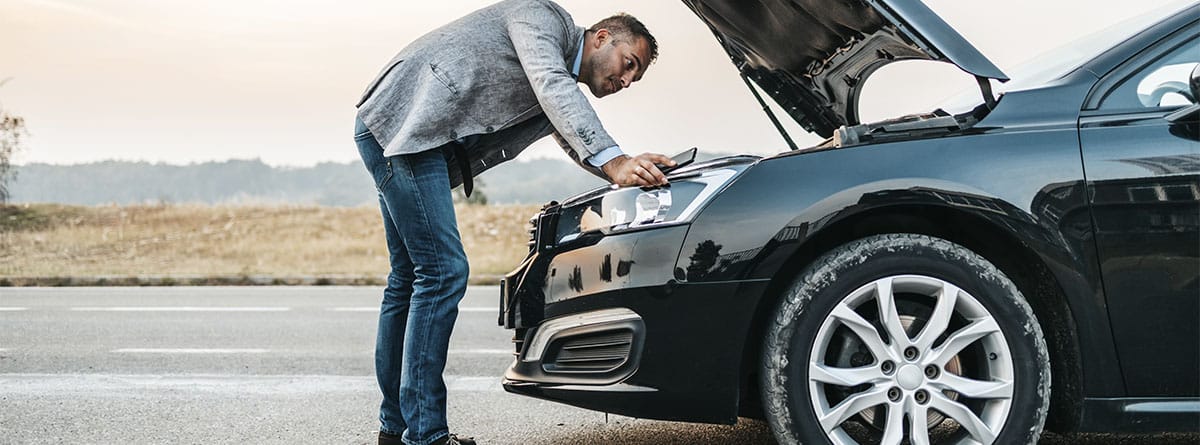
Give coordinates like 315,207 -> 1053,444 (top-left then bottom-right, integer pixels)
352,1 -> 672,444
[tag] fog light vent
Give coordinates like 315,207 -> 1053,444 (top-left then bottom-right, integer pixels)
543,330 -> 633,373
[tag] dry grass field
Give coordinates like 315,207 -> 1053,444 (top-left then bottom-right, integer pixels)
0,203 -> 540,285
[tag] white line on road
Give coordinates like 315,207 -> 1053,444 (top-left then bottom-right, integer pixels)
0,373 -> 503,395
72,307 -> 291,312
449,349 -> 513,355
111,348 -> 269,354
0,307 -> 29,311
328,307 -> 494,313
330,307 -> 378,312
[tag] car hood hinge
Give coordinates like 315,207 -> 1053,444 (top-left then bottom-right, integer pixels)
977,75 -> 998,110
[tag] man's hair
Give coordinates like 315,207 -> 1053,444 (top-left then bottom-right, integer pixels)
588,13 -> 659,64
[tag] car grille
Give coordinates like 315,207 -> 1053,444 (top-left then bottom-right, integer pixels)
543,330 -> 634,373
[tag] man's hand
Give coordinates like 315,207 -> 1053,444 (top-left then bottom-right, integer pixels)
601,153 -> 675,187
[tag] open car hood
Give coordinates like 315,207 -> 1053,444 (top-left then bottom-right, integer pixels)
683,0 -> 1009,137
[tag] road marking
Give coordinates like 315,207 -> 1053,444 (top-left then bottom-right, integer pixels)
328,307 -> 494,313
449,349 -> 512,355
72,307 -> 290,312
0,307 -> 29,311
111,348 -> 269,354
330,307 -> 377,312
460,307 -> 494,312
0,373 -> 504,395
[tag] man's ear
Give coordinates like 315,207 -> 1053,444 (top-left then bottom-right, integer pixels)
593,28 -> 610,48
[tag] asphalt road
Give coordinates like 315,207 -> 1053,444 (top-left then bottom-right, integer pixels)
0,286 -> 1193,444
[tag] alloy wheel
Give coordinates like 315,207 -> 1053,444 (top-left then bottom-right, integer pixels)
807,274 -> 1015,445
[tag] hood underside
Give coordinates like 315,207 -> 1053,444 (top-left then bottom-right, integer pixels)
683,0 -> 1008,137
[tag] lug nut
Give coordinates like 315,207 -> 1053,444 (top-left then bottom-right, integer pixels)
915,389 -> 929,404
887,387 -> 901,402
881,360 -> 895,375
924,365 -> 940,379
904,346 -> 920,361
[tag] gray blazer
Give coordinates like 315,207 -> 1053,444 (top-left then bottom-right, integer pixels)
355,0 -> 615,187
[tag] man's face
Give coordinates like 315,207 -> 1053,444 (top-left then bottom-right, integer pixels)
581,30 -> 651,98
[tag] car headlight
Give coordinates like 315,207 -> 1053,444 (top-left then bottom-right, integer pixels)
554,168 -> 739,243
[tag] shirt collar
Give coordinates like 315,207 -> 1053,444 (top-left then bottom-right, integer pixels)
571,34 -> 584,79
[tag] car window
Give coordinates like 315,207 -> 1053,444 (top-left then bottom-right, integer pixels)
1098,36 -> 1199,111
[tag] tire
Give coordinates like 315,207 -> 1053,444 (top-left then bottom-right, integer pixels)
761,234 -> 1050,445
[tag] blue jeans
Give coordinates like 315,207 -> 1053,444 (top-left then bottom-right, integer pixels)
355,118 -> 469,445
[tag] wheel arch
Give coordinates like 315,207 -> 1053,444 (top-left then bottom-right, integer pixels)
736,203 -> 1084,433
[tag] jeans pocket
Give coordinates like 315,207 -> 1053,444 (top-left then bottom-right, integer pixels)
356,129 -> 393,190
371,157 -> 394,190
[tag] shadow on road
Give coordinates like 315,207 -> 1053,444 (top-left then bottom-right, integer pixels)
524,418 -> 1198,445
525,417 -> 777,445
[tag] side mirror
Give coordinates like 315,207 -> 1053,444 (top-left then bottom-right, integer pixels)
1165,64 -> 1200,125
1190,63 -> 1200,103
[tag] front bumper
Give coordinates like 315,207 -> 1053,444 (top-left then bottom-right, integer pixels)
498,216 -> 770,423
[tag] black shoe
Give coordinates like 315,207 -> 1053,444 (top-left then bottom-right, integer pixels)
437,433 -> 476,445
378,431 -> 404,445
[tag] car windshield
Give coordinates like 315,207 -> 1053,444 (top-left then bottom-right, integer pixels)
937,0 -> 1195,113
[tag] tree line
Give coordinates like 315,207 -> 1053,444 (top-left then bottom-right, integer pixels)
10,158 -> 610,206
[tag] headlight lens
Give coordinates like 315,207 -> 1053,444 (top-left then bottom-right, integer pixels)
633,189 -> 671,227
555,168 -> 739,243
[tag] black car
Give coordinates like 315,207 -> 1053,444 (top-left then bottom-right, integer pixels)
498,1 -> 1200,443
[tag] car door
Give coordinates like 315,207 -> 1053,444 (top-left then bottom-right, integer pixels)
1078,25 -> 1199,397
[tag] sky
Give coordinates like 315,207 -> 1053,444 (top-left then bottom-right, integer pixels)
0,0 -> 1188,166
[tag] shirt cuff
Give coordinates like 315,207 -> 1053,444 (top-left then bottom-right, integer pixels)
586,146 -> 625,167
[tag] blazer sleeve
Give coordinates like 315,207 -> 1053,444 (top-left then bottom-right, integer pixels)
553,131 -> 608,181
505,2 -> 619,163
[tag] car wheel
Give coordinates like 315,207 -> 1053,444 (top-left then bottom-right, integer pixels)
761,234 -> 1050,445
